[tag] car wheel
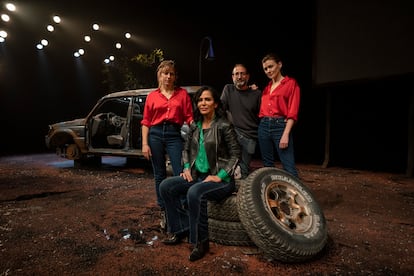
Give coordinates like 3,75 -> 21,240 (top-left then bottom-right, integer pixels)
65,144 -> 81,160
237,167 -> 328,262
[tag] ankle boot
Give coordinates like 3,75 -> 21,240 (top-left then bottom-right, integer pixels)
189,240 -> 209,261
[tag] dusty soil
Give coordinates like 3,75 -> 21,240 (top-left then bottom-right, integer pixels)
0,154 -> 413,275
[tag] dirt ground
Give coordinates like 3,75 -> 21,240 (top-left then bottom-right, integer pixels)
0,154 -> 413,275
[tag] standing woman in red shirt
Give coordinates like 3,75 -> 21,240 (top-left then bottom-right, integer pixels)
141,60 -> 194,229
258,53 -> 300,178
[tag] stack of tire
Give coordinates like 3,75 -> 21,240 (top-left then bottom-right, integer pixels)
208,167 -> 328,263
208,193 -> 255,247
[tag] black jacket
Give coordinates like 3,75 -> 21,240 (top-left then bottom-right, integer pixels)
183,117 -> 240,180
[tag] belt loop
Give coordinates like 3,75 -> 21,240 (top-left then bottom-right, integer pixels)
262,116 -> 285,122
162,121 -> 181,131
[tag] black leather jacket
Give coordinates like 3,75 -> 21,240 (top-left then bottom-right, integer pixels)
182,116 -> 241,180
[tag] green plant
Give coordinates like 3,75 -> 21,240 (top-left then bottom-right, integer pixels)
102,49 -> 164,92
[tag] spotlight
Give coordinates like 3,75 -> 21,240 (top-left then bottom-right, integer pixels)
53,15 -> 61,24
0,30 -> 8,38
5,3 -> 16,12
1,14 -> 10,22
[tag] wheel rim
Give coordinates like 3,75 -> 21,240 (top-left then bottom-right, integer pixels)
264,180 -> 313,233
66,144 -> 80,159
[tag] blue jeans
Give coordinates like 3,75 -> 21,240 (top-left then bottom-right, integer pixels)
258,117 -> 298,177
149,123 -> 184,209
159,175 -> 235,245
235,129 -> 256,179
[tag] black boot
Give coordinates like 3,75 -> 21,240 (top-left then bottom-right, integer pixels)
189,240 -> 209,261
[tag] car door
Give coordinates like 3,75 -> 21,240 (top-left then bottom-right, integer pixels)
129,95 -> 146,149
86,97 -> 131,150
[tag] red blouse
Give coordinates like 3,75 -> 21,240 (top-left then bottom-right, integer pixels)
258,76 -> 300,121
141,87 -> 193,127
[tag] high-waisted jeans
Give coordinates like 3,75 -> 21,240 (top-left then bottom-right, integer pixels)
159,174 -> 235,245
149,123 -> 184,209
258,117 -> 298,177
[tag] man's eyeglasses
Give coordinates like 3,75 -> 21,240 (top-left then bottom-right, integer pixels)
232,72 -> 247,76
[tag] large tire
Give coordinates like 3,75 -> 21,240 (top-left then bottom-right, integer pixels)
208,218 -> 255,246
237,167 -> 328,262
208,194 -> 239,222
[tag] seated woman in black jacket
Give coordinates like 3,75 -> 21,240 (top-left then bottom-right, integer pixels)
159,85 -> 241,262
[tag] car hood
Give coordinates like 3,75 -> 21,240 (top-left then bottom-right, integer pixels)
51,118 -> 86,127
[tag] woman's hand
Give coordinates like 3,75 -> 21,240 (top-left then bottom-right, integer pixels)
142,144 -> 152,160
202,175 -> 221,183
180,168 -> 193,182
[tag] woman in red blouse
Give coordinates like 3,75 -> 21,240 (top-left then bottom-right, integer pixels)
141,60 -> 194,229
258,53 -> 300,178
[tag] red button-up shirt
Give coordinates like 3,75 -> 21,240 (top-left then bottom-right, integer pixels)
141,87 -> 193,127
258,76 -> 300,121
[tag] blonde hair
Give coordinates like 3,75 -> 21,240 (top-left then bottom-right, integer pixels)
156,60 -> 177,83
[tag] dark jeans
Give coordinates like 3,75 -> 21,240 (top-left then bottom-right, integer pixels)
159,175 -> 235,245
258,117 -> 298,177
149,123 -> 184,209
235,129 -> 256,179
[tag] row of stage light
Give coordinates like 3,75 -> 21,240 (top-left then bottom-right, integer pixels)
0,2 -> 133,64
